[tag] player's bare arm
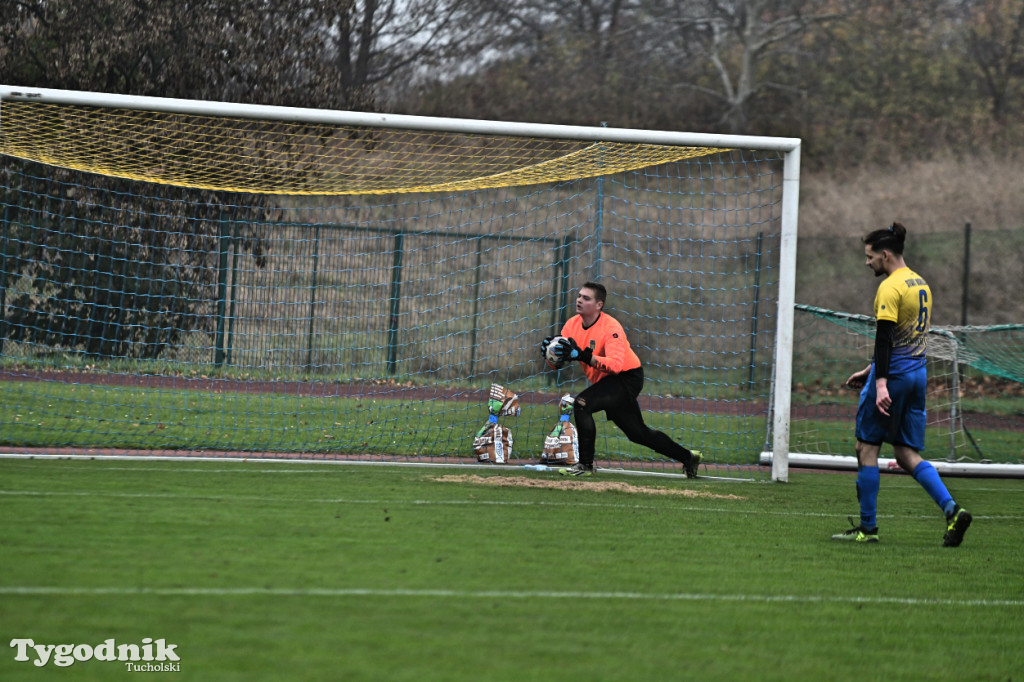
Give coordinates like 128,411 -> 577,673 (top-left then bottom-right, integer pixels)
874,377 -> 891,417
846,364 -> 871,389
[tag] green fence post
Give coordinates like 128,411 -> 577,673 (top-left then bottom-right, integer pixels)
548,237 -> 561,335
214,215 -> 231,367
747,231 -> 763,390
559,235 -> 573,321
306,223 -> 322,371
225,209 -> 240,366
961,222 -> 971,326
551,235 -> 574,387
468,237 -> 484,379
546,234 -> 573,386
0,199 -> 11,356
387,232 -> 405,375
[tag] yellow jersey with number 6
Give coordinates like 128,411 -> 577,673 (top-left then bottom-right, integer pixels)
873,266 -> 930,373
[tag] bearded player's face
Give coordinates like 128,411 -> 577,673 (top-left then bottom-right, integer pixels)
864,244 -> 888,277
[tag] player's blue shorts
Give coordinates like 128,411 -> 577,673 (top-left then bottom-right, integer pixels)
855,363 -> 928,451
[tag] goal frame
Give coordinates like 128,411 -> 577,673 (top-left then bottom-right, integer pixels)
0,85 -> 802,481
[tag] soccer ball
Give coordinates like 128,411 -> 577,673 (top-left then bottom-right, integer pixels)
545,335 -> 569,370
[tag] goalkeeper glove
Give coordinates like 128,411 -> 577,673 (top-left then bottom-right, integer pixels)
554,337 -> 593,365
539,336 -> 554,357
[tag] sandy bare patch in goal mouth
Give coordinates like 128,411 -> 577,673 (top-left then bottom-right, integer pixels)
433,474 -> 745,499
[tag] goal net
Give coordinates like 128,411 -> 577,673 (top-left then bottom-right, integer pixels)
0,87 -> 801,479
785,304 -> 1024,475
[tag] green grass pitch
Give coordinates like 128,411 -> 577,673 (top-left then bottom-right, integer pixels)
1,458 -> 1022,681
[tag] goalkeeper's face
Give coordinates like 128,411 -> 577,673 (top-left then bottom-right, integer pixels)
576,287 -> 603,321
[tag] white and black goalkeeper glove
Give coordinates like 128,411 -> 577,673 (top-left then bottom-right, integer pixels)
554,337 -> 592,364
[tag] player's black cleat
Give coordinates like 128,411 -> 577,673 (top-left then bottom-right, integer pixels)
831,517 -> 879,543
559,462 -> 594,477
943,505 -> 973,547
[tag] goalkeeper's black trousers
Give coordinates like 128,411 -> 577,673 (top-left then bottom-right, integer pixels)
572,367 -> 695,468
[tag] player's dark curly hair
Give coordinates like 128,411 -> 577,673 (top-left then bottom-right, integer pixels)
863,222 -> 907,255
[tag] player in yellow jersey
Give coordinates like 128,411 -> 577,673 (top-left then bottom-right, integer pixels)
832,223 -> 972,546
540,282 -> 702,477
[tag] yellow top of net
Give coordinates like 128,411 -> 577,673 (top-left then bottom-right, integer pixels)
0,101 -> 723,195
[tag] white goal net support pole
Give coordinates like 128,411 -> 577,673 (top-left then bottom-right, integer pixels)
771,304 -> 1024,478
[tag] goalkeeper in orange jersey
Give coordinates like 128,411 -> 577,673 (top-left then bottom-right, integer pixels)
540,281 -> 702,477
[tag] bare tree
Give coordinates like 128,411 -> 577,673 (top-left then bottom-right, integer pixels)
467,0 -> 640,55
308,0 -> 489,110
407,0 -> 653,124
0,0 -> 482,111
653,0 -> 852,132
955,0 -> 1024,125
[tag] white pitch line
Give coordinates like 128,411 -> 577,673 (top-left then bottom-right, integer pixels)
0,488 -> 1020,520
5,458 -> 1024,494
1,585 -> 1021,608
0,488 -> 739,513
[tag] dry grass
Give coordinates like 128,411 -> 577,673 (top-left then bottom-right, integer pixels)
433,474 -> 746,499
799,152 -> 1024,236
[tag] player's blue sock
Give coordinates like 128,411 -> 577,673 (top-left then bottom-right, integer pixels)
912,460 -> 955,515
857,465 -> 880,530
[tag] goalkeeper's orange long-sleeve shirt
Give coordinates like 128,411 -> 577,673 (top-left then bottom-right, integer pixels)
560,312 -> 642,384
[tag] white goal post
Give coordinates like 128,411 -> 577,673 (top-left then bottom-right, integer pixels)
0,86 -> 801,481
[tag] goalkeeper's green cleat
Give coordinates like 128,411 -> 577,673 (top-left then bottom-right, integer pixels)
943,505 -> 973,547
831,518 -> 879,543
560,462 -> 594,477
684,449 -> 703,479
